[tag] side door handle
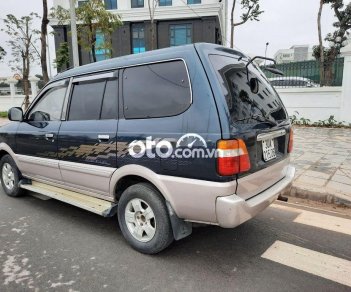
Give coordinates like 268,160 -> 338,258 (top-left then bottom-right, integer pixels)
98,134 -> 110,142
45,133 -> 54,141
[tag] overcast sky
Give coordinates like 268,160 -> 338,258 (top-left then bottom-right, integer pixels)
0,0 -> 345,78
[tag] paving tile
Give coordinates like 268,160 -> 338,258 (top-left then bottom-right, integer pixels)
330,174 -> 351,186
295,175 -> 327,187
303,170 -> 331,180
326,181 -> 351,196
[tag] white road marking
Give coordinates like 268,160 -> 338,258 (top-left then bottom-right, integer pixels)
262,240 -> 351,287
271,204 -> 351,235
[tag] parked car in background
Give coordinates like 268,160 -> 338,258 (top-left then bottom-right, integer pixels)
0,43 -> 295,254
269,77 -> 319,88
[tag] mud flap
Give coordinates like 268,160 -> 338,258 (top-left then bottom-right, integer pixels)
166,201 -> 192,241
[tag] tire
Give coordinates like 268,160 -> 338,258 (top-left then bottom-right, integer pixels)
117,183 -> 174,254
0,154 -> 24,197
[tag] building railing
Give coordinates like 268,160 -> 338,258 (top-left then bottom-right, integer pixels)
262,58 -> 344,88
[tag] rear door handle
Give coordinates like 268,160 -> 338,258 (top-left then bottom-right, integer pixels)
98,134 -> 110,142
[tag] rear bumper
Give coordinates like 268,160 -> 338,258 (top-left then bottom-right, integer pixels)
216,165 -> 295,228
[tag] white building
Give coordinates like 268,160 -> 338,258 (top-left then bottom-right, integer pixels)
274,45 -> 314,64
52,0 -> 227,68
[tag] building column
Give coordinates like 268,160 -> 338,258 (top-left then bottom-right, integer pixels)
7,78 -> 18,98
29,76 -> 40,98
340,44 -> 351,123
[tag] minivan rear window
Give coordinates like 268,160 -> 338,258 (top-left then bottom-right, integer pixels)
209,55 -> 287,124
122,60 -> 191,119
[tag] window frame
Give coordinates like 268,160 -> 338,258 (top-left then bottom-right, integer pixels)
159,0 -> 172,6
104,0 -> 117,10
65,71 -> 119,121
131,23 -> 146,54
169,23 -> 192,47
121,58 -> 193,120
25,79 -> 69,121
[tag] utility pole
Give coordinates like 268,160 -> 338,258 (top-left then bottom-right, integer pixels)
69,0 -> 79,67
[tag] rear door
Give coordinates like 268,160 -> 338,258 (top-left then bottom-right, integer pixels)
57,72 -> 118,197
208,54 -> 292,199
16,80 -> 68,182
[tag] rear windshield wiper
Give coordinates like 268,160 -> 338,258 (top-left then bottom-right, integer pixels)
235,115 -> 278,126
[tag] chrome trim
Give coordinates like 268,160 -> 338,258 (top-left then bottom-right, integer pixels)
257,129 -> 286,141
72,72 -> 115,83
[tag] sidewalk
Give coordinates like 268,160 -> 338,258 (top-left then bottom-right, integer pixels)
288,127 -> 351,207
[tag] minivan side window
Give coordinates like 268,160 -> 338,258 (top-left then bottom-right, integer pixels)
101,80 -> 118,119
122,60 -> 191,119
28,86 -> 67,121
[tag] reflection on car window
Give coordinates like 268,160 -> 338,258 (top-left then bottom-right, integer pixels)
209,54 -> 287,123
29,86 -> 67,121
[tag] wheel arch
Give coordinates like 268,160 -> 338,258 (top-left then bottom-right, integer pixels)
0,143 -> 19,166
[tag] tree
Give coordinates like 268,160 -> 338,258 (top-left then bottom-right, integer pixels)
1,14 -> 40,110
54,42 -> 70,72
41,0 -> 50,84
317,0 -> 325,85
0,46 -> 6,62
52,0 -> 122,63
313,0 -> 351,86
230,0 -> 264,48
148,0 -> 158,50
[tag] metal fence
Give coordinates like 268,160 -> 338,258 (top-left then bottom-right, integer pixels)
262,58 -> 344,88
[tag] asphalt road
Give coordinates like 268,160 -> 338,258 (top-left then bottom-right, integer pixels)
0,189 -> 350,292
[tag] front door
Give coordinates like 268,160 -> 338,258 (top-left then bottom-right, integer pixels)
16,81 -> 68,182
57,73 -> 118,197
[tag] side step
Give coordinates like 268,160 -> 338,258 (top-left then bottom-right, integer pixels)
20,181 -> 117,217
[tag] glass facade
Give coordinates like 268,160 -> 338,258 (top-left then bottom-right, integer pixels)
95,31 -> 110,61
159,0 -> 172,6
187,0 -> 201,4
132,24 -> 146,54
170,24 -> 192,47
131,0 -> 144,8
104,0 -> 117,9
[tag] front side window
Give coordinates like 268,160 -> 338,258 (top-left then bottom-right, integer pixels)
104,0 -> 117,9
170,24 -> 192,47
28,86 -> 67,121
187,0 -> 201,4
159,0 -> 172,6
95,31 -> 110,61
123,60 -> 191,119
131,0 -> 144,8
132,24 -> 146,54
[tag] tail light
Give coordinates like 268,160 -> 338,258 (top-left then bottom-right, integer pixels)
217,139 -> 251,176
288,128 -> 294,153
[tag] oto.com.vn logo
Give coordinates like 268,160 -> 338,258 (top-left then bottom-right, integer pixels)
128,133 -> 218,159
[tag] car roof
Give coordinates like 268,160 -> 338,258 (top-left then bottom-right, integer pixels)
51,43 -> 248,83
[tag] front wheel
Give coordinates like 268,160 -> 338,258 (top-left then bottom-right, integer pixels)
117,183 -> 174,254
0,154 -> 24,197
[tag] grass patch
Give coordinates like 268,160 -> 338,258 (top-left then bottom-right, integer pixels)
0,111 -> 8,118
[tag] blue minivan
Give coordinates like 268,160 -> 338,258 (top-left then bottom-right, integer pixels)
0,44 -> 295,254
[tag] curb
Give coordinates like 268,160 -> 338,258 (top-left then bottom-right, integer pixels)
282,183 -> 351,208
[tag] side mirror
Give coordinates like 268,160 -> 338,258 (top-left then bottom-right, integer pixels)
8,107 -> 23,122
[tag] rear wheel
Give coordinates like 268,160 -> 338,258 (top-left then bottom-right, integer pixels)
117,183 -> 174,254
0,154 -> 24,197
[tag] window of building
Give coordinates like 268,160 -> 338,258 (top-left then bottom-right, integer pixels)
170,24 -> 192,46
29,86 -> 67,121
95,31 -> 110,61
78,0 -> 89,7
131,0 -> 144,8
132,24 -> 146,54
159,0 -> 172,6
123,61 -> 191,119
69,80 -> 106,121
104,0 -> 117,9
101,80 -> 118,119
187,0 -> 201,4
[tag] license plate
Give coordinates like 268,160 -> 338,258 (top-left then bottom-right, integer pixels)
262,139 -> 276,162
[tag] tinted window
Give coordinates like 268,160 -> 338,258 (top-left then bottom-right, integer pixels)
209,55 -> 287,123
101,80 -> 118,119
123,61 -> 191,119
69,80 -> 105,121
29,86 -> 67,121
